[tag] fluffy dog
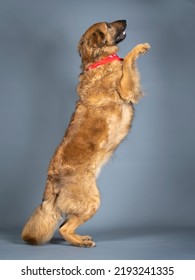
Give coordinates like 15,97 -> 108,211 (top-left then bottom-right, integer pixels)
21,20 -> 150,247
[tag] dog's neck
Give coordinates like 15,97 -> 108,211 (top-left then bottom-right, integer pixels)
86,53 -> 123,71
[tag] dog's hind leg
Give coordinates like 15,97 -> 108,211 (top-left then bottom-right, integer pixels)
59,218 -> 92,241
59,215 -> 95,247
59,196 -> 100,247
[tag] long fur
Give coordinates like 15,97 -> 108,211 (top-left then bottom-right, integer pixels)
21,20 -> 150,247
22,198 -> 61,245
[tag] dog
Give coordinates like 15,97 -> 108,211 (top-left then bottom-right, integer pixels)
21,20 -> 150,247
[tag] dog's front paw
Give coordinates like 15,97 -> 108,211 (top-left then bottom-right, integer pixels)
136,43 -> 151,55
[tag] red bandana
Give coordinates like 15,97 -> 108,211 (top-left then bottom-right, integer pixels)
86,53 -> 123,71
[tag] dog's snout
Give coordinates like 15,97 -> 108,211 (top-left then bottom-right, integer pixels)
111,19 -> 127,28
118,19 -> 127,25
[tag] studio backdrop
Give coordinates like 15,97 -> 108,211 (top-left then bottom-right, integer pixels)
0,0 -> 195,234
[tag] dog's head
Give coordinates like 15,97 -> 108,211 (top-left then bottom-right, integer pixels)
78,20 -> 126,68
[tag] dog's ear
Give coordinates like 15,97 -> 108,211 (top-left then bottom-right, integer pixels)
90,29 -> 106,48
78,30 -> 106,58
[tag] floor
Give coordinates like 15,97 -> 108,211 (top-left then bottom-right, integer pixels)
0,227 -> 195,260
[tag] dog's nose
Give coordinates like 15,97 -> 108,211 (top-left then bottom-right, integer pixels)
119,20 -> 127,25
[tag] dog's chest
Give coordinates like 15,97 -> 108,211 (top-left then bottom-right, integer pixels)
106,103 -> 134,149
94,103 -> 133,177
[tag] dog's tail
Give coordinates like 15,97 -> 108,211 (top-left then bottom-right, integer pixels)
21,199 -> 61,245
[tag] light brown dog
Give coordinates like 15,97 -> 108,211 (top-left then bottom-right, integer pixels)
21,20 -> 150,247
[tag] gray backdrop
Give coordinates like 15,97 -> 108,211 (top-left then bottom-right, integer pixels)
1,0 -> 195,234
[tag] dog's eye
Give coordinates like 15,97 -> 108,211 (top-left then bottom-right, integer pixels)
106,23 -> 112,29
